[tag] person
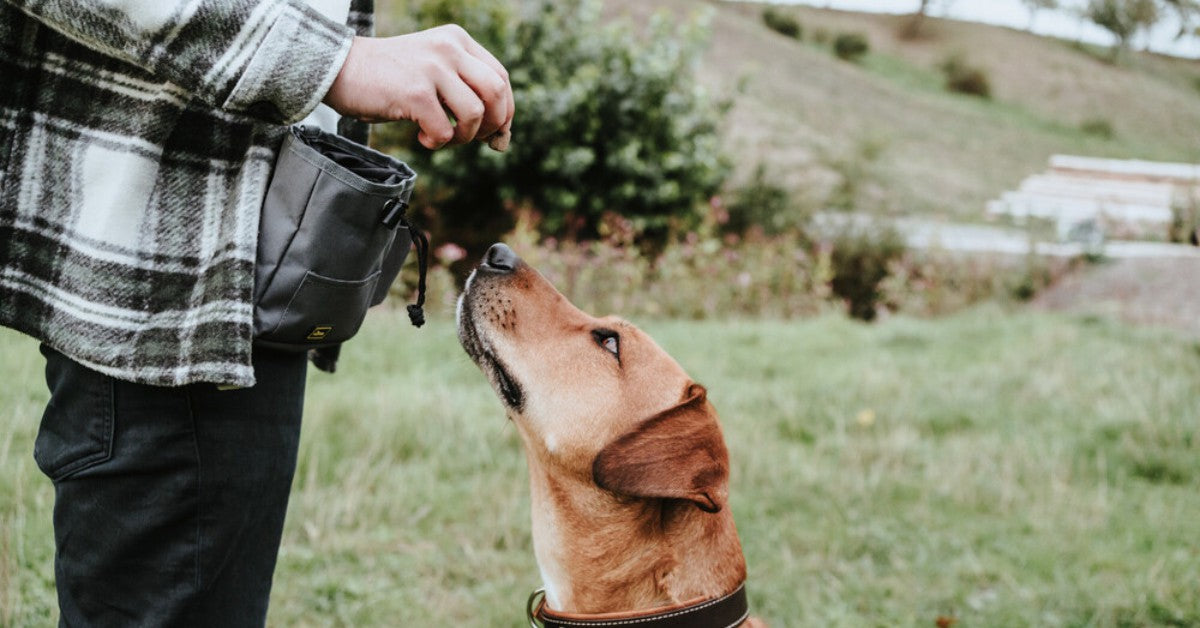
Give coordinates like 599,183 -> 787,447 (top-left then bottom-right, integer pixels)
0,0 -> 513,624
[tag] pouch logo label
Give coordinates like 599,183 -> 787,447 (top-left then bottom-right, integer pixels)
306,325 -> 333,341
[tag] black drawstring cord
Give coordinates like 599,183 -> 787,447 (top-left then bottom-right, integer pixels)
382,197 -> 428,328
403,218 -> 428,328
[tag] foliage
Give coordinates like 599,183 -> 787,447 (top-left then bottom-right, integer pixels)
721,165 -> 809,237
1085,0 -> 1161,55
396,213 -> 1064,323
762,7 -> 802,40
939,54 -> 992,98
901,0 -> 956,38
1160,0 -> 1200,38
1021,0 -> 1060,11
881,249 -> 1077,315
1080,117 -> 1116,138
1022,0 -> 1060,12
375,0 -> 729,279
826,224 -> 908,321
1170,190 -> 1200,244
833,32 -> 870,61
469,213 -> 828,320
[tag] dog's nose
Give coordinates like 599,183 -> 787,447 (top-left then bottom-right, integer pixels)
482,243 -> 519,272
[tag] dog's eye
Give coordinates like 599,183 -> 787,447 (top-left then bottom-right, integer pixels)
592,329 -> 620,358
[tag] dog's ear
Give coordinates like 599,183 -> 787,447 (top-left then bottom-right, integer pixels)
592,383 -> 729,513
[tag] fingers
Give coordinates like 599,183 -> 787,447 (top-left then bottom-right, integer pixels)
462,35 -> 509,88
461,34 -> 515,143
455,53 -> 510,140
323,25 -> 513,151
438,76 -> 484,145
409,88 -> 455,150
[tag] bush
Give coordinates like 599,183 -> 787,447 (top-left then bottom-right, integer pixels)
1080,117 -> 1115,139
832,32 -> 869,61
762,8 -> 802,39
1170,192 -> 1200,245
722,165 -> 808,236
827,225 -> 906,321
375,0 -> 729,279
939,54 -> 991,98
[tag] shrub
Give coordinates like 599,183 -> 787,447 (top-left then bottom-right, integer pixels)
722,165 -> 807,236
1080,117 -> 1115,139
1170,192 -> 1200,244
939,54 -> 991,98
762,8 -> 802,39
833,32 -> 869,61
826,225 -> 907,321
375,0 -> 729,279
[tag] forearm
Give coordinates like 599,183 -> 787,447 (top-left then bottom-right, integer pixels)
5,0 -> 354,124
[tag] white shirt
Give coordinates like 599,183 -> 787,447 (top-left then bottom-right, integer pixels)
300,0 -> 352,132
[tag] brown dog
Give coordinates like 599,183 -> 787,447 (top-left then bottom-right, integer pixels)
457,244 -> 763,627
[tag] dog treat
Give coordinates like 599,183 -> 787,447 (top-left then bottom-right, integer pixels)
486,128 -> 511,152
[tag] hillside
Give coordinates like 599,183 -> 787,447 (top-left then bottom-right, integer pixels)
608,0 -> 1200,221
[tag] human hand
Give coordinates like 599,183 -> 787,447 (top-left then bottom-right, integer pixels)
323,25 -> 514,150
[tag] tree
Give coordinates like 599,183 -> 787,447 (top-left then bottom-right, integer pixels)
1085,0 -> 1160,56
1022,0 -> 1060,30
902,0 -> 931,39
1160,0 -> 1200,39
902,0 -> 955,39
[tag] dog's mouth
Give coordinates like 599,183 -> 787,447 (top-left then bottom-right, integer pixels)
485,352 -> 523,410
457,275 -> 525,411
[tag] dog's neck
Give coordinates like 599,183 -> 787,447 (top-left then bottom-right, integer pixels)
526,460 -> 747,614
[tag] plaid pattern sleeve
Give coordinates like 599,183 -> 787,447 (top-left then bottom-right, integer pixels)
5,0 -> 354,124
0,1 -> 360,387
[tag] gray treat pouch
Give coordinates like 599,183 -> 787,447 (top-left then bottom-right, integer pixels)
253,125 -> 420,350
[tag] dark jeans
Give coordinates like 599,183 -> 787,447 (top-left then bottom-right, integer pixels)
34,344 -> 308,627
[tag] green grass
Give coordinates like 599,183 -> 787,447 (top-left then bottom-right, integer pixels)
3,306 -> 1199,626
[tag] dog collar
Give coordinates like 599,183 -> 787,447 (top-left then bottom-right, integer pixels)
527,582 -> 750,628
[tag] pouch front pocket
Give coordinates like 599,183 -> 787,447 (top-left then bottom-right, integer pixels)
264,270 -> 382,347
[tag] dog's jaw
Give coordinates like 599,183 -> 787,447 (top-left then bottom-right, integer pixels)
457,271 -> 525,411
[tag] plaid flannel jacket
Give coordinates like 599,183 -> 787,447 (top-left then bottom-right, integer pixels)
1,0 -> 374,387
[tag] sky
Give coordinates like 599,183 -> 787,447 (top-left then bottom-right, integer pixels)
748,0 -> 1200,58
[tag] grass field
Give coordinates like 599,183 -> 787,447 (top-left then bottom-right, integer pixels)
2,305 -> 1198,626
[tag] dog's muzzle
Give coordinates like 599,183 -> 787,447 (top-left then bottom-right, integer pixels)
457,243 -> 525,411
